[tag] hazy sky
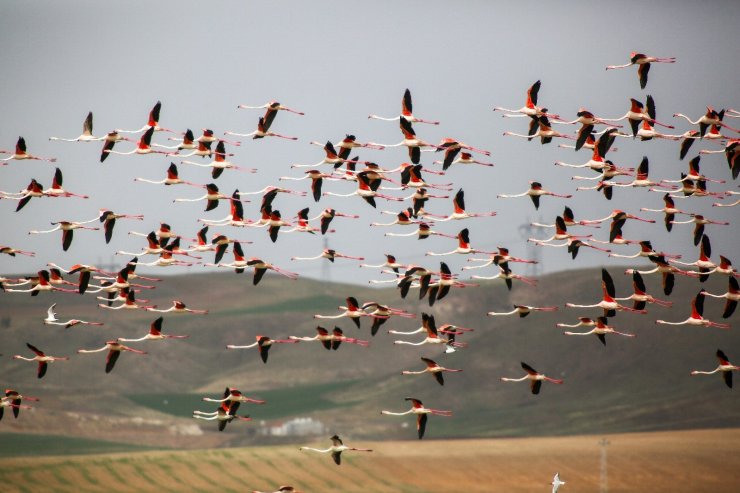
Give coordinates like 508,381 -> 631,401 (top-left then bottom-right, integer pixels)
1,0 -> 738,285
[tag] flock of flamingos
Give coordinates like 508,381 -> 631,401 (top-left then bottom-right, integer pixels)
1,51 -> 739,492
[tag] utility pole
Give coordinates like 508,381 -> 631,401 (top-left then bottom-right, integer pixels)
599,438 -> 610,493
517,218 -> 542,277
321,237 -> 330,284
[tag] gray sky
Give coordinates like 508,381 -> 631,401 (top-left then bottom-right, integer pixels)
1,0 -> 738,285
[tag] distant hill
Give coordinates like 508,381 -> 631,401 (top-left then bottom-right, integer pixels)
0,267 -> 738,453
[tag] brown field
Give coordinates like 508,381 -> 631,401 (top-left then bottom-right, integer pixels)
0,428 -> 737,493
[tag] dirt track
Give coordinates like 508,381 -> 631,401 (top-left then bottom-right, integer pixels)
1,428 -> 738,492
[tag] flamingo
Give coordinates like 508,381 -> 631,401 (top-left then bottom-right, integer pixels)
422,189 -> 497,222
588,216 -> 643,248
43,303 -> 105,329
205,241 -> 250,273
1,136 -> 56,163
292,248 -> 364,264
98,131 -> 133,162
117,317 -> 189,343
361,301 -> 415,336
202,387 -> 266,415
78,340 -> 147,373
129,223 -> 181,248
310,134 -> 385,157
614,271 -> 673,310
464,246 -> 538,271
705,255 -> 739,279
381,397 -> 452,439
28,167 -> 89,201
609,156 -> 667,189
580,209 -> 655,226
635,119 -> 682,141
605,52 -> 676,89
238,100 -> 305,125
153,128 -> 199,151
551,472 -> 566,493
699,273 -> 739,318
563,316 -> 635,345
0,245 -> 35,257
556,317 -> 596,329
299,435 -> 373,465
28,217 -> 100,251
425,262 -> 478,306
640,193 -> 692,232
504,114 -> 575,144
225,116 -> 297,141
601,96 -> 675,136
674,107 -> 739,137
226,335 -> 299,363
181,141 -> 256,179
279,170 -> 338,202
498,181 -> 572,210
655,290 -> 731,329
49,111 -> 103,142
528,216 -> 592,245
626,255 -> 699,296
289,326 -> 369,349
501,362 -> 564,394
116,101 -> 174,134
174,183 -> 235,211
433,138 -> 492,172
664,156 -> 727,187
314,297 -> 370,328
5,270 -> 77,295
145,300 -> 208,315
13,343 -> 69,378
493,80 -> 560,120
47,262 -> 114,294
368,117 -> 443,164
323,170 -> 403,208
678,125 -> 730,160
670,215 -> 730,246
104,127 -> 177,157
487,305 -> 558,318
401,357 -> 462,386
193,402 -> 252,431
97,290 -> 156,311
701,140 -> 739,180
368,88 -> 439,125
433,151 -> 494,171
291,140 -> 358,169
690,349 -> 739,389
95,209 -> 144,244
470,264 -> 539,290
670,234 -> 718,282
392,313 -> 467,352
4,178 -> 45,211
566,269 -> 647,317
1,390 -> 39,420
426,228 -> 493,257
305,208 -> 359,235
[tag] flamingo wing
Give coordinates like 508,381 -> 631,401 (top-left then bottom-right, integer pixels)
105,350 -> 121,373
417,413 -> 428,439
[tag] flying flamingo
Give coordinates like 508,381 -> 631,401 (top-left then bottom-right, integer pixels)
706,255 -> 739,279
153,128 -> 199,151
226,335 -> 299,363
116,101 -> 174,134
225,116 -> 297,141
117,317 -> 189,343
181,141 -> 256,179
361,301 -> 415,336
314,297 -> 370,328
563,316 -> 635,345
279,170 -> 338,202
202,388 -> 266,416
391,313 -> 467,352
289,326 -> 369,350
433,151 -> 494,171
626,255 -> 699,296
323,170 -> 403,208
368,117 -> 443,164
13,343 -> 69,378
640,193 -> 692,232
78,340 -> 147,373
104,127 -> 177,157
401,357 -> 462,386
700,277 -> 738,319
3,178 -> 45,211
605,52 -> 676,89
635,119 -> 682,141
464,246 -> 538,271
43,303 -> 105,329
487,305 -> 559,318
292,140 -> 359,169
674,107 -> 739,137
609,156 -> 668,189
49,111 -> 103,142
26,168 -> 89,201
614,271 -> 673,310
97,290 -> 156,311
670,215 -> 730,246
381,397 -> 452,439
174,183 -> 236,211
690,349 -> 739,389
1,390 -> 39,420
5,270 -> 77,295
601,96 -> 675,136
426,228 -> 494,257
1,136 -> 56,163
670,234 -> 717,282
97,209 -> 144,244
470,264 -> 539,290
501,362 -> 564,394
193,402 -> 252,431
677,126 -> 729,160
433,138 -> 492,171
238,100 -> 305,126
99,131 -> 133,162
498,181 -> 572,210
292,248 -> 364,264
556,317 -> 596,329
425,262 -> 478,306
28,216 -> 100,251
701,140 -> 738,181
663,156 -> 726,187
360,254 -> 408,274
493,80 -> 560,120
421,189 -> 497,222
527,216 -> 593,245
588,217 -> 643,248
555,128 -> 623,171
205,241 -> 250,273
566,269 -> 647,317
299,435 -> 373,465
47,262 -> 114,294
504,114 -> 575,144
0,245 -> 35,257
145,300 -> 208,315
306,208 -> 359,235
655,290 -> 731,329
368,88 -> 439,125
